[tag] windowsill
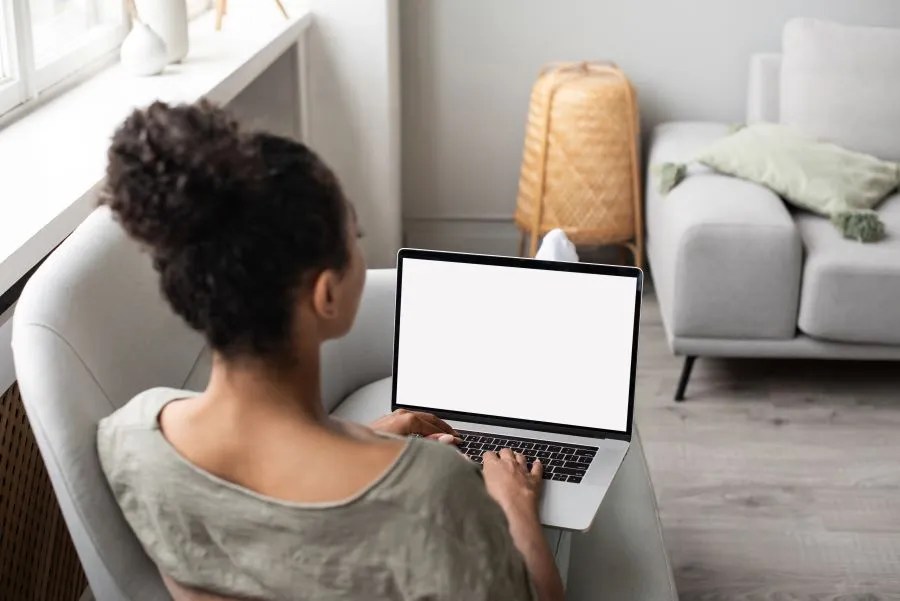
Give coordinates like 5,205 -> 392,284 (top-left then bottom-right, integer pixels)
0,1 -> 311,296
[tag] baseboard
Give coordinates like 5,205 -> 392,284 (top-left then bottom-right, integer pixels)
402,218 -> 523,256
402,218 -> 635,264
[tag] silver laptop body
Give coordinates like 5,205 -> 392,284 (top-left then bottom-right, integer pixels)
391,249 -> 642,531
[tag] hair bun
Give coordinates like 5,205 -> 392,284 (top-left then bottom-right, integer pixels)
103,100 -> 259,252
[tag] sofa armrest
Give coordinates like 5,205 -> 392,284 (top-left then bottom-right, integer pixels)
320,269 -> 397,412
646,122 -> 803,342
747,53 -> 781,124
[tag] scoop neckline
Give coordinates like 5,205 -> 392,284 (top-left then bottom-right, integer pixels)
149,388 -> 417,511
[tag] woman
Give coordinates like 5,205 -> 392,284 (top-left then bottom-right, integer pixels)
97,101 -> 565,601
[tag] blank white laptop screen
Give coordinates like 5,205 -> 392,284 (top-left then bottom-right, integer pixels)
394,258 -> 638,433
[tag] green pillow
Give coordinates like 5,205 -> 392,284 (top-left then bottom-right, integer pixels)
657,123 -> 900,242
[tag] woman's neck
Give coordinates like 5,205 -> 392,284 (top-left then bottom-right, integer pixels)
204,347 -> 326,423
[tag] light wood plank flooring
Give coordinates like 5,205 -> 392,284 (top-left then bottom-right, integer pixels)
636,290 -> 900,600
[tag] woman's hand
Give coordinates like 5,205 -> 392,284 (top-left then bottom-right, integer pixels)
369,409 -> 460,444
481,448 -> 543,519
481,450 -> 564,601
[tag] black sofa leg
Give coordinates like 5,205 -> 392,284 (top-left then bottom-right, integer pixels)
674,355 -> 696,402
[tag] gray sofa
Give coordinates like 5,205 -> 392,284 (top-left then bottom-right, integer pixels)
646,19 -> 900,400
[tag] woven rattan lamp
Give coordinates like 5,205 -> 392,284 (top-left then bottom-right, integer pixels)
514,62 -> 643,266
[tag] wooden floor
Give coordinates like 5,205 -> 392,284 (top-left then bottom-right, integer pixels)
636,291 -> 900,600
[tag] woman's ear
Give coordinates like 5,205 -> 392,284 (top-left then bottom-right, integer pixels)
311,269 -> 341,321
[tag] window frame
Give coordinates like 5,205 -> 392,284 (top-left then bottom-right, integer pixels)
0,0 -> 128,118
0,0 -> 27,115
32,19 -> 127,92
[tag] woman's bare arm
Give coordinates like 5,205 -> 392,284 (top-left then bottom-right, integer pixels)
482,450 -> 565,601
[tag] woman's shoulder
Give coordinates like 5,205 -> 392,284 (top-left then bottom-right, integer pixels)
99,387 -> 194,432
389,443 -> 532,598
402,438 -> 482,491
96,387 -> 194,474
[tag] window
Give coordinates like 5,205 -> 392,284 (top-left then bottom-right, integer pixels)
0,5 -> 10,83
0,1 -> 24,115
0,0 -> 126,116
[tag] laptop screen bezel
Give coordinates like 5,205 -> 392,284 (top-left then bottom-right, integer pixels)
390,248 -> 642,442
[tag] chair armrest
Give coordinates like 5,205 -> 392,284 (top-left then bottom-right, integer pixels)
320,269 -> 397,412
567,429 -> 678,599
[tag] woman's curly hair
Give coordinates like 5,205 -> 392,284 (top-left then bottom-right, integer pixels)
102,100 -> 349,358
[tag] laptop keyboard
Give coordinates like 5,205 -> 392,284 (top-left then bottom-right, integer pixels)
456,430 -> 597,484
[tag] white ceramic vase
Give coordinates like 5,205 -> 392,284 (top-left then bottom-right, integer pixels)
120,22 -> 168,76
134,0 -> 189,63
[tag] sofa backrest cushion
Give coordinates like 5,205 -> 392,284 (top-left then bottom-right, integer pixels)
780,18 -> 900,161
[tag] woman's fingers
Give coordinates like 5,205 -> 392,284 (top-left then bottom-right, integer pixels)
407,413 -> 444,436
482,450 -> 498,463
514,452 -> 527,468
530,458 -> 544,480
498,447 -> 515,462
425,433 -> 459,445
412,411 -> 458,436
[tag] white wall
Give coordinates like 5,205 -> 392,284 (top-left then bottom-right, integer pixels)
307,0 -> 402,268
229,3 -> 404,269
228,49 -> 301,141
401,0 -> 900,254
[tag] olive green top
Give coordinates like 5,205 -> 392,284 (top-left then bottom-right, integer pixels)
97,388 -> 536,600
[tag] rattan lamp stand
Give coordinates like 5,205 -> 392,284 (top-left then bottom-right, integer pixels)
514,62 -> 643,266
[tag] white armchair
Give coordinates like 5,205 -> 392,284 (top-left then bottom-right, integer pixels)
13,207 -> 676,600
11,207 -> 398,600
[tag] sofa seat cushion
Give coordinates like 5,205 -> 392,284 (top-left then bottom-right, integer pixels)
797,193 -> 900,345
647,122 -> 803,341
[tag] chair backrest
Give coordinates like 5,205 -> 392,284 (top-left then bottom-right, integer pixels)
12,207 -> 208,601
746,53 -> 781,124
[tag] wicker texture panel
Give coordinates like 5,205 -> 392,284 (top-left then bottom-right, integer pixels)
515,62 -> 643,261
0,384 -> 87,601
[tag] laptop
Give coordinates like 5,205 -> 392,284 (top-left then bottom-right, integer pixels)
391,249 -> 643,531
